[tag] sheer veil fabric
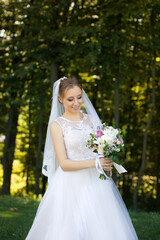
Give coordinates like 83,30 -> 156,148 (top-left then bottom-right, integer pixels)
42,78 -> 63,182
42,77 -> 101,183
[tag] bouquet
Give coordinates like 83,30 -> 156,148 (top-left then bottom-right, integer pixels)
86,123 -> 127,180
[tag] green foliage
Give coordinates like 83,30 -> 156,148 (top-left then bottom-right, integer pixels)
0,0 -> 160,209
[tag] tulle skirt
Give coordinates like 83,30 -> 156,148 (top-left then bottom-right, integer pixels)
26,167 -> 138,240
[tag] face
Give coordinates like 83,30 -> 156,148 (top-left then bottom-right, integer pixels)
59,86 -> 83,113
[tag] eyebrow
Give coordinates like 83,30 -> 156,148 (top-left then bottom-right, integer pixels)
67,94 -> 82,98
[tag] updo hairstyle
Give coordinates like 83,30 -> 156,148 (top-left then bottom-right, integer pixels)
59,76 -> 82,99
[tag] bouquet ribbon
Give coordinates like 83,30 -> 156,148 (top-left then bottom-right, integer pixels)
95,155 -> 127,177
113,162 -> 127,174
95,156 -> 110,180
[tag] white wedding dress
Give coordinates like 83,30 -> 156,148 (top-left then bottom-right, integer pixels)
26,113 -> 138,240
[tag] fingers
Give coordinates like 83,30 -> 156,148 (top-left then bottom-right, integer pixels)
100,157 -> 113,164
100,158 -> 113,167
102,163 -> 113,171
103,162 -> 113,168
103,166 -> 113,171
98,157 -> 113,176
99,158 -> 113,172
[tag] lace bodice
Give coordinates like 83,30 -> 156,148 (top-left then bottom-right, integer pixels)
54,113 -> 96,161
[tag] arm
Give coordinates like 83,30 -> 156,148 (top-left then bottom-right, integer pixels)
50,121 -> 96,171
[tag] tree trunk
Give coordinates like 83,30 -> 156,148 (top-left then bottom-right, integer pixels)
156,173 -> 160,212
92,82 -> 98,110
113,55 -> 120,184
100,79 -> 105,122
156,145 -> 160,212
26,97 -> 32,194
2,104 -> 19,194
51,61 -> 58,89
42,175 -> 47,196
115,71 -> 119,129
133,55 -> 156,210
26,164 -> 29,194
35,99 -> 44,197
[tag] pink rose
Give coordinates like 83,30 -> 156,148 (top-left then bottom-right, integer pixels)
95,130 -> 103,139
118,138 -> 123,145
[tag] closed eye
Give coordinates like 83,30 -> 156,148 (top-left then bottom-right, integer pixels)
67,95 -> 82,102
68,98 -> 73,102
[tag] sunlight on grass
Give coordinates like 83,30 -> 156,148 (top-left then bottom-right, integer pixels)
0,211 -> 21,218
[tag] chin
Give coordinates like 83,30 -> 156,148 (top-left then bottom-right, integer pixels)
72,109 -> 80,112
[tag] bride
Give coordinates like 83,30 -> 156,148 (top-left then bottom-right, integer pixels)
25,76 -> 138,240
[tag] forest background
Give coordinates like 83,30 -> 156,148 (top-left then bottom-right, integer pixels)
0,0 -> 160,212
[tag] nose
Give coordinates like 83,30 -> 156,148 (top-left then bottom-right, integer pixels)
74,98 -> 79,105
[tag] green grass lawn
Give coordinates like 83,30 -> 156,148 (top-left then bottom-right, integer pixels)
0,195 -> 160,240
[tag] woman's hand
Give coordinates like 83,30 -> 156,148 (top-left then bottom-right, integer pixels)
99,157 -> 113,177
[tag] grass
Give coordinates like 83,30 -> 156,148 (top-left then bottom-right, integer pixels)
0,195 -> 40,240
130,210 -> 160,240
0,195 -> 160,240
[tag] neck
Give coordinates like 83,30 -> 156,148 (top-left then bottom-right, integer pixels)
63,111 -> 83,120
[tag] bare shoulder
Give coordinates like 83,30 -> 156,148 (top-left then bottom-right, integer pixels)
50,120 -> 62,134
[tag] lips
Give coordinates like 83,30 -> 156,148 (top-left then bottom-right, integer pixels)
73,106 -> 80,110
